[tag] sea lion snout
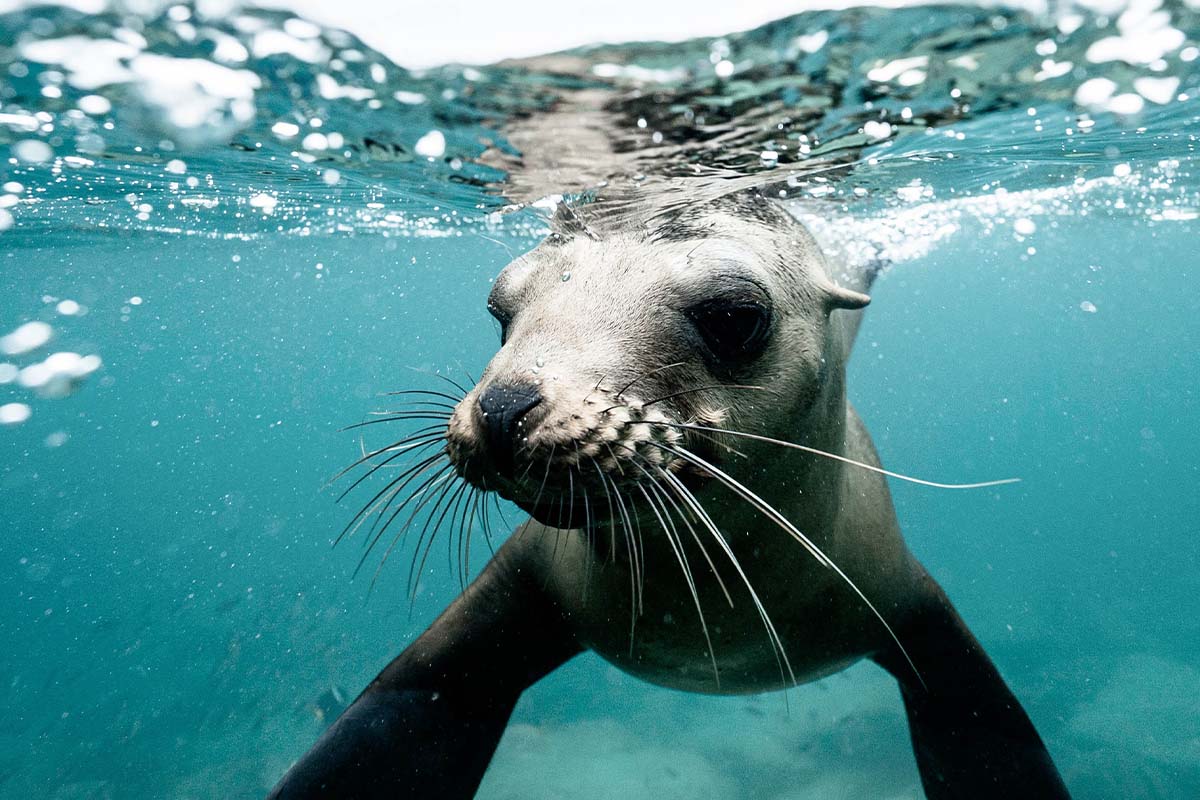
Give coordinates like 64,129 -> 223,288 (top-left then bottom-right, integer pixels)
446,373 -> 686,527
475,381 -> 544,477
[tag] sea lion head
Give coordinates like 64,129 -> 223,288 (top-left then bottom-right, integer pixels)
446,195 -> 869,529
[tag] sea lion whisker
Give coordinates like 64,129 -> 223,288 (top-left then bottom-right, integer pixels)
376,399 -> 459,413
641,384 -> 770,408
614,360 -> 687,400
550,487 -> 567,564
375,470 -> 461,591
581,482 -> 596,602
341,413 -> 452,432
644,472 -> 734,609
637,482 -> 721,689
402,366 -> 471,397
602,441 -> 628,477
653,444 -> 828,565
665,444 -> 924,690
333,438 -> 444,500
382,388 -> 464,403
367,405 -> 456,416
437,479 -> 476,593
601,470 -> 642,650
390,477 -> 467,598
577,480 -> 592,583
583,373 -> 609,404
457,487 -> 478,589
657,466 -> 796,689
489,493 -> 512,539
449,480 -> 477,589
335,444 -> 445,506
335,451 -> 448,546
529,443 -> 557,510
360,422 -> 452,448
355,466 -> 453,581
567,466 -> 576,540
608,438 -> 736,608
356,465 -> 453,565
325,435 -> 442,491
658,422 -> 1022,490
591,459 -> 619,564
627,480 -> 647,614
475,489 -> 496,557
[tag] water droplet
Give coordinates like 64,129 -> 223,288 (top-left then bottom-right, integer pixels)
535,356 -> 546,368
560,270 -> 571,282
1080,300 -> 1098,313
414,130 -> 446,158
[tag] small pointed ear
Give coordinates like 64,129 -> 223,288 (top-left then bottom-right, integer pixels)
825,283 -> 871,311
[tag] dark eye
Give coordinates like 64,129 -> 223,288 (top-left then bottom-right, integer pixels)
487,300 -> 512,344
687,300 -> 772,362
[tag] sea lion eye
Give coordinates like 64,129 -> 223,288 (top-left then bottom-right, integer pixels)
687,300 -> 772,362
487,300 -> 512,344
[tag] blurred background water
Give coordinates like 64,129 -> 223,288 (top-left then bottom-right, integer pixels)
0,1 -> 1197,798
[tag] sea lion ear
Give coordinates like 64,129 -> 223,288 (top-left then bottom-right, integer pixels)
825,283 -> 871,311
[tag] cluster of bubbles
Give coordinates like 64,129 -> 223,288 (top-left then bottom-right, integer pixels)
0,0 -> 538,239
0,290 -> 142,426
0,317 -> 101,426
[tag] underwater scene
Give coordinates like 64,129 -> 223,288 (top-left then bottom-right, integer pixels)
1,0 -> 1198,797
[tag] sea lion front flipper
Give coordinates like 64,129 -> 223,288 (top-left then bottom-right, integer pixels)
873,571 -> 1071,799
268,546 -> 582,799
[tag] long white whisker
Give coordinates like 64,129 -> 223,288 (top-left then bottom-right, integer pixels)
648,478 -> 734,608
663,444 -> 925,690
617,443 -> 734,609
658,422 -> 1020,490
637,483 -> 721,689
657,467 -> 797,689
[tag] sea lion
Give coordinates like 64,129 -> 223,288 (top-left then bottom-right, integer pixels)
268,195 -> 1070,799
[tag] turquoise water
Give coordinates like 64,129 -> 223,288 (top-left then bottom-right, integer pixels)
2,2 -> 1198,798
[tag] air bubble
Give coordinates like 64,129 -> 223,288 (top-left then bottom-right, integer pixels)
0,402 -> 31,425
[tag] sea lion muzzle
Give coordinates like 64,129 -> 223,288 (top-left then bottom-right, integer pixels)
475,381 -> 543,477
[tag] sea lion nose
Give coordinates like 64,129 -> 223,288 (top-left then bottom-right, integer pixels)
477,382 -> 543,476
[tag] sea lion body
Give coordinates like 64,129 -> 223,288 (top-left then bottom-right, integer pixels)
269,197 -> 1071,799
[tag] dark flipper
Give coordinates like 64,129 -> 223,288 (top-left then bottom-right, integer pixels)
873,571 -> 1071,800
268,547 -> 582,799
